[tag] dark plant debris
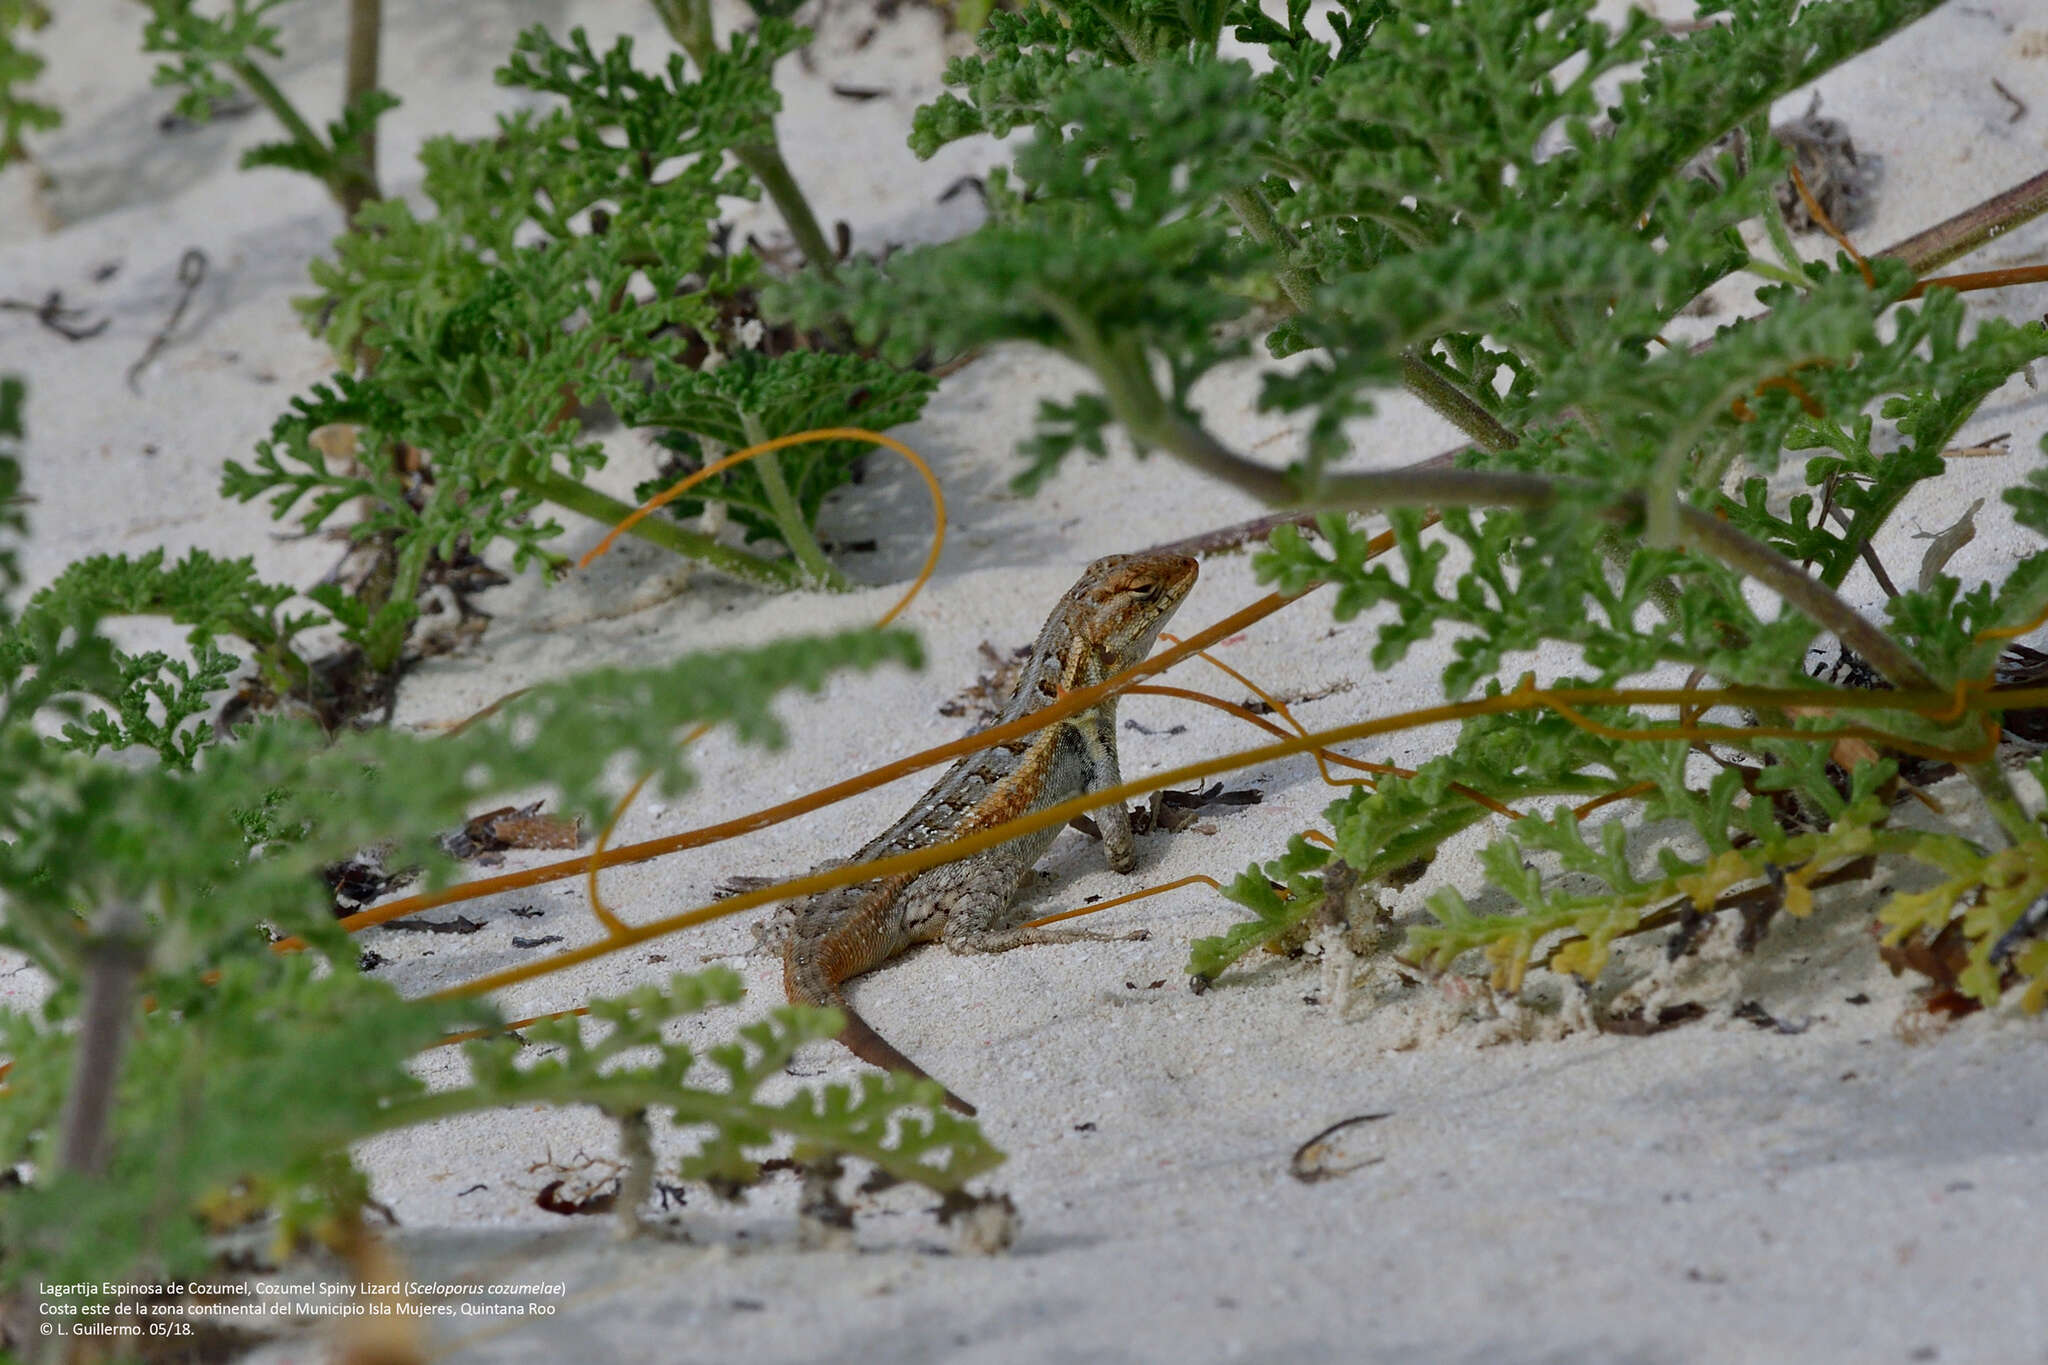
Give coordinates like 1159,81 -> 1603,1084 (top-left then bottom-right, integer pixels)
1733,1000 -> 1811,1034
323,850 -> 414,913
1290,1112 -> 1392,1183
378,915 -> 485,935
1879,917 -> 2020,1018
1599,1001 -> 1707,1035
1240,680 -> 1355,716
938,641 -> 1035,725
126,248 -> 208,392
1,289 -> 108,341
536,1177 -> 619,1216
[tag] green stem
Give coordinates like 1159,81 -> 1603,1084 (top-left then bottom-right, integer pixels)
57,906 -> 146,1179
338,0 -> 383,219
1819,385 -> 1990,592
1744,255 -> 1810,289
1221,185 -> 1315,312
512,467 -> 804,589
1963,761 -> 2038,847
364,532 -> 432,673
1397,350 -> 1520,454
1756,182 -> 1807,284
654,0 -> 838,277
228,54 -> 326,170
735,145 -> 840,278
739,414 -> 849,590
1221,185 -> 1519,455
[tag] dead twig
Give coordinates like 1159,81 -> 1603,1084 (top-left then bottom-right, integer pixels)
126,248 -> 208,392
0,290 -> 108,341
1991,78 -> 2026,125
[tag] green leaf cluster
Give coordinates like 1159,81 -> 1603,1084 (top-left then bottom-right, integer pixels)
142,0 -> 292,121
1,958 -> 999,1288
462,967 -> 1003,1195
767,0 -> 2048,1007
0,0 -> 57,163
141,0 -> 390,203
225,21 -> 933,618
634,352 -> 935,556
4,374 -> 1000,1280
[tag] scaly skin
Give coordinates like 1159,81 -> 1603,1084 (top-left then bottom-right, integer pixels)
783,551 -> 1199,1115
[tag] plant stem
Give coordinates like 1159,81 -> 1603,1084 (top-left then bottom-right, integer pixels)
1221,185 -> 1315,312
228,54 -> 325,168
1096,363 -> 1936,695
736,145 -> 840,278
57,906 -> 146,1178
654,0 -> 839,277
739,414 -> 850,590
339,0 -> 383,220
1744,255 -> 1810,289
1219,183 -> 1520,454
613,1107 -> 654,1239
1756,183 -> 1808,284
512,467 -> 805,589
1879,167 -> 2048,275
1397,350 -> 1520,454
1963,760 -> 2038,847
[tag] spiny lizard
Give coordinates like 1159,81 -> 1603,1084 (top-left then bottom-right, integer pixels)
783,551 -> 1199,1115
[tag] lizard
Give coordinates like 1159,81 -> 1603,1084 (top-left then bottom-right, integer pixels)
782,550 -> 1200,1116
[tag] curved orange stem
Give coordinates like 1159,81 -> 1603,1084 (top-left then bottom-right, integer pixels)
574,427 -> 949,934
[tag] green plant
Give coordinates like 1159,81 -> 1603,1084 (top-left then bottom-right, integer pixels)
773,0 -> 2048,1009
8,549 -> 327,763
141,0 -> 389,217
0,377 -> 1003,1288
217,14 -> 934,686
0,0 -> 56,164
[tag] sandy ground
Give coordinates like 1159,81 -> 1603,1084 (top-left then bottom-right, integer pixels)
4,1 -> 2048,1362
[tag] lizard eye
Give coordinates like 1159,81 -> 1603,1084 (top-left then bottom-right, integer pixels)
1132,583 -> 1159,601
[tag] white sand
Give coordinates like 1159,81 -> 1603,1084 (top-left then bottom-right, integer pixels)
5,1 -> 2048,1361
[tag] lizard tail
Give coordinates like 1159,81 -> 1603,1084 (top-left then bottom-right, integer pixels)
785,949 -> 978,1117
834,1001 -> 978,1117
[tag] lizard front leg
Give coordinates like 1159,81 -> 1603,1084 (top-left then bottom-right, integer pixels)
1079,710 -> 1138,874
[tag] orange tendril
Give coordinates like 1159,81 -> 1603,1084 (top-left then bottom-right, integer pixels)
403,675 -> 2029,1004
572,427 -> 948,935
1021,875 -> 1223,930
1979,595 -> 2048,643
1789,161 -> 1874,287
274,589 -> 1309,950
1157,637 -> 1374,790
1904,264 -> 2048,301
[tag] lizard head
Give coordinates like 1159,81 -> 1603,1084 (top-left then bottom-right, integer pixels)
1071,550 -> 1200,670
